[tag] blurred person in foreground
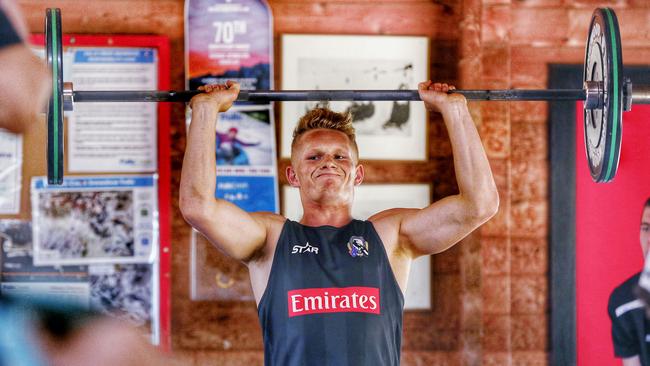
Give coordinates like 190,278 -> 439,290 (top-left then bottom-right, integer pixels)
0,2 -> 169,365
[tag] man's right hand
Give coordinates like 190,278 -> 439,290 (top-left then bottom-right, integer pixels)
417,80 -> 466,115
189,80 -> 240,112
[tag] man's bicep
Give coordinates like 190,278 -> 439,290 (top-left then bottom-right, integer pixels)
187,199 -> 270,262
399,195 -> 479,256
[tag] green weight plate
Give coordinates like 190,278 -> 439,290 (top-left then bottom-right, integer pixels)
583,8 -> 623,183
46,8 -> 63,185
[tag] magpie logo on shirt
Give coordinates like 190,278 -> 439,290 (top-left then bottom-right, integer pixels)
292,242 -> 319,254
347,236 -> 369,257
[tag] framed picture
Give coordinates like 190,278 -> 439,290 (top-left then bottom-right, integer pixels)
280,35 -> 429,161
282,183 -> 432,310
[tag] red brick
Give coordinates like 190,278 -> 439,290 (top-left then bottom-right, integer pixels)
272,3 -> 459,39
511,122 -> 547,161
511,46 -> 583,87
433,243 -> 461,274
511,0 -> 563,6
511,158 -> 547,201
176,301 -> 263,350
482,314 -> 512,351
511,238 -> 548,275
483,352 -> 512,366
482,236 -> 511,275
615,9 -> 650,48
401,351 -> 461,366
510,101 -> 548,124
512,314 -> 548,350
482,5 -> 512,43
510,199 -> 548,238
431,274 -> 462,329
480,102 -> 511,158
511,275 -> 548,314
429,117 -> 453,158
511,8 -> 571,46
511,351 -> 549,366
483,275 -> 512,313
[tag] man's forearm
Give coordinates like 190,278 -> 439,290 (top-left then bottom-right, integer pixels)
180,105 -> 220,210
442,104 -> 498,217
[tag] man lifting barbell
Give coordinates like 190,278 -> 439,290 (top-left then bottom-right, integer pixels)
43,7 -> 650,185
179,80 -> 499,365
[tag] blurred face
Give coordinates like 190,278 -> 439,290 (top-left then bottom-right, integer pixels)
641,206 -> 650,258
0,2 -> 51,133
287,129 -> 363,205
0,45 -> 50,132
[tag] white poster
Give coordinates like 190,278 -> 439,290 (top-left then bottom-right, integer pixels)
67,48 -> 158,172
282,183 -> 432,310
31,175 -> 159,266
281,35 -> 428,161
0,130 -> 22,214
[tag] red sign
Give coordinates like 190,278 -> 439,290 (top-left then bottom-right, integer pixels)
288,287 -> 380,317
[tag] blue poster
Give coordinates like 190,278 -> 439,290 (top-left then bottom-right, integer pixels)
216,176 -> 276,212
214,108 -> 279,213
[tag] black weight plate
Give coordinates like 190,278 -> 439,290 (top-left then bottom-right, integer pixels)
46,8 -> 63,185
583,8 -> 623,183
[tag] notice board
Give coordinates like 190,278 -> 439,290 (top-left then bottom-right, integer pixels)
0,34 -> 171,351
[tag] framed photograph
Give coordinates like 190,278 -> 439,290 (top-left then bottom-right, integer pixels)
280,35 -> 429,161
282,183 -> 432,310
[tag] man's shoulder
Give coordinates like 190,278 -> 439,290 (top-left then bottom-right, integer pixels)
609,271 -> 643,315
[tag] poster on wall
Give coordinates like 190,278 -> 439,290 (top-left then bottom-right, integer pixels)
30,175 -> 159,266
185,0 -> 278,214
0,220 -> 159,344
0,130 -> 22,214
281,35 -> 428,161
214,108 -> 278,213
65,48 -> 159,173
185,0 -> 273,98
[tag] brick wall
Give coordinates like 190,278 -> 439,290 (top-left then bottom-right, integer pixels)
17,0 -> 650,365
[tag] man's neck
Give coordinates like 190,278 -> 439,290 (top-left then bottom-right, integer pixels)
300,205 -> 353,228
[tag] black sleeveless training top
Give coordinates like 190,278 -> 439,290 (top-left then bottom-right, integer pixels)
257,219 -> 404,366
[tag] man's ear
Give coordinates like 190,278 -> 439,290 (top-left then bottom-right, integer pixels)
354,164 -> 364,186
286,166 -> 300,187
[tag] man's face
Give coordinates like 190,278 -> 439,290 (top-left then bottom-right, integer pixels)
641,206 -> 650,258
287,129 -> 363,205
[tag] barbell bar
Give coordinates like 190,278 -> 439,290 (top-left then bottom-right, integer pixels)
45,7 -> 649,185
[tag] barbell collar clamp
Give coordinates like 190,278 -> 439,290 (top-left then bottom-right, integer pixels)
584,81 -> 604,110
63,82 -> 74,112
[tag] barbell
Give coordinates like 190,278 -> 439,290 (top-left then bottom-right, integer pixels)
44,8 -> 650,185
